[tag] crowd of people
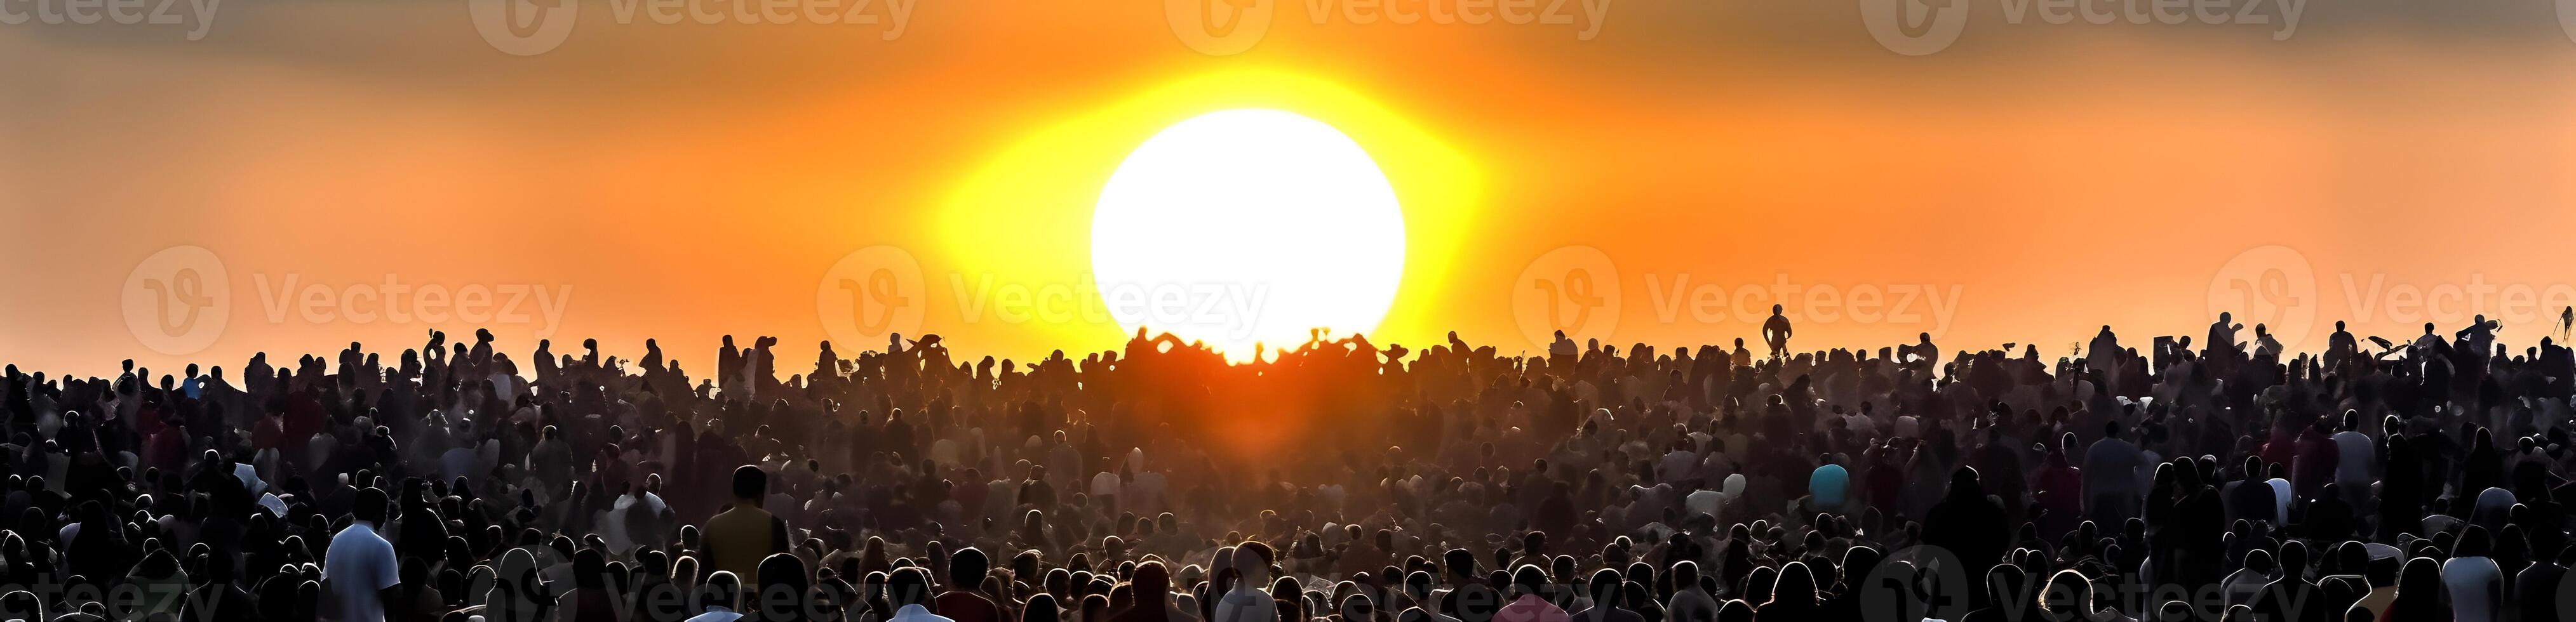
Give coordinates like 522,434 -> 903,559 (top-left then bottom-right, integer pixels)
6,309 -> 2576,622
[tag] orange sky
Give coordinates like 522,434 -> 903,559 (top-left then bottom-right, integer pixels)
8,0 -> 2576,378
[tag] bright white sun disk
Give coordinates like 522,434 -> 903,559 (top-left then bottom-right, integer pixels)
1091,109 -> 1406,358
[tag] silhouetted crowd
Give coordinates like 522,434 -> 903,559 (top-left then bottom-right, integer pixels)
8,308 -> 2576,622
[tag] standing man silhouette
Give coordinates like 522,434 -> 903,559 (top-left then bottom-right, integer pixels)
1762,304 -> 1794,361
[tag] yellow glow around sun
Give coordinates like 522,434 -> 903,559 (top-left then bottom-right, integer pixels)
1091,109 -> 1405,357
934,70 -> 1481,361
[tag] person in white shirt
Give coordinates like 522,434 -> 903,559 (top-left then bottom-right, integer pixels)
2413,322 -> 2445,352
1092,468 -> 1124,517
2264,473 -> 2293,526
321,487 -> 401,622
2330,410 -> 2375,508
1683,487 -> 1725,525
2445,526 -> 2504,622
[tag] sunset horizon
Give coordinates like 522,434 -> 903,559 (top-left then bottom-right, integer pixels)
9,4 -> 2576,622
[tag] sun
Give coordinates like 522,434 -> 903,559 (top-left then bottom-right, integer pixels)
934,70 -> 1479,362
1090,109 -> 1406,358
